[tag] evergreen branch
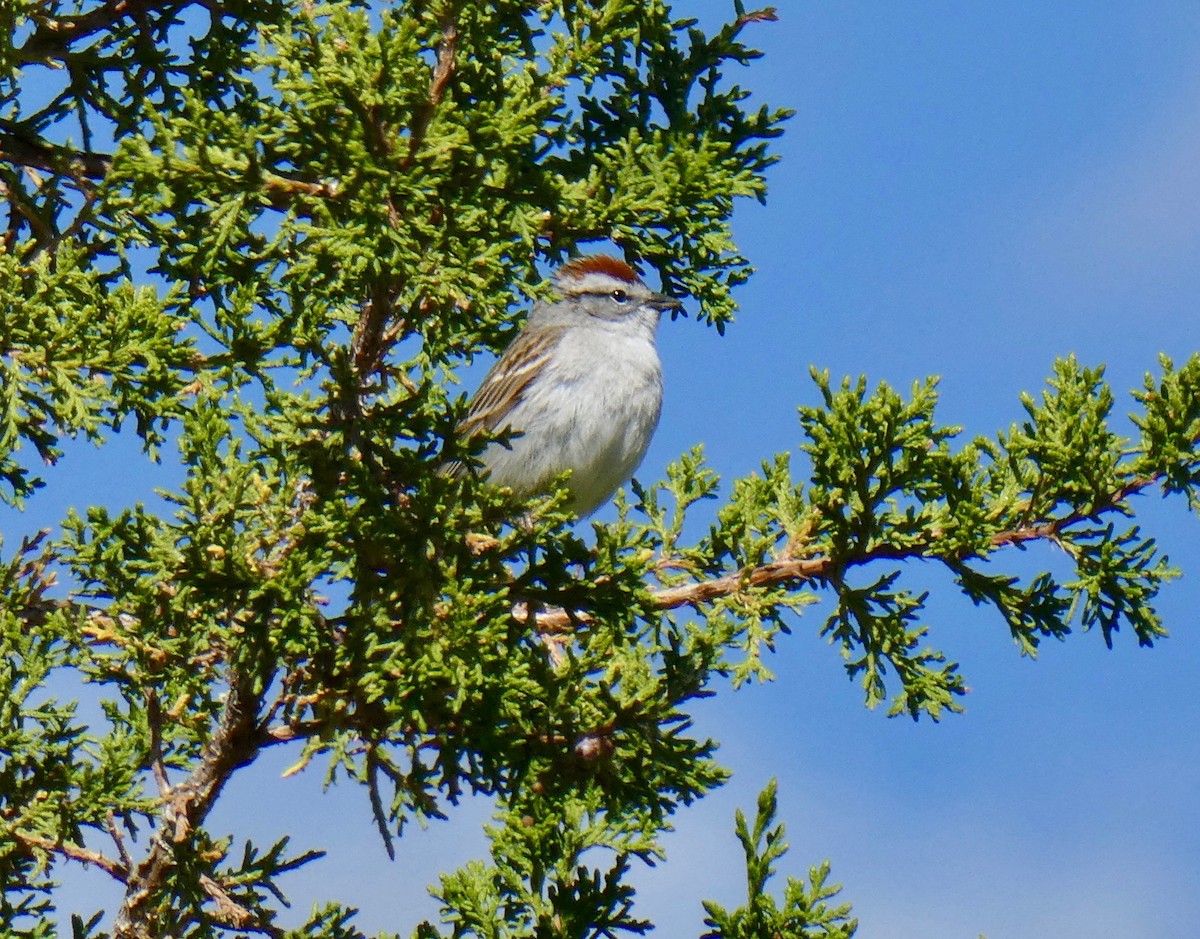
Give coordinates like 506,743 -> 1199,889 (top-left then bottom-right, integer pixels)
531,472 -> 1165,633
340,6 -> 459,390
5,471 -> 1167,641
702,779 -> 857,938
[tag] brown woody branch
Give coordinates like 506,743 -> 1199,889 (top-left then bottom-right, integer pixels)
145,689 -> 172,798
735,7 -> 779,30
402,12 -> 458,169
0,178 -> 55,248
6,473 -> 1168,641
988,475 -> 1154,549
344,10 -> 458,384
529,473 -> 1166,633
12,829 -> 129,882
261,171 -> 342,207
113,673 -> 265,939
106,809 -> 135,873
16,0 -> 173,64
350,292 -> 400,380
0,132 -> 112,181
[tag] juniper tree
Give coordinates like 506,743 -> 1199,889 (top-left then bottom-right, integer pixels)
2,2 -> 1198,938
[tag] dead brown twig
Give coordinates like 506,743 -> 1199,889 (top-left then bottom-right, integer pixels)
199,874 -> 271,933
13,829 -> 129,882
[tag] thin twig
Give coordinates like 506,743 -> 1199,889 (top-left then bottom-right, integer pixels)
0,176 -> 57,245
262,172 -> 342,208
106,809 -> 134,874
734,8 -> 779,31
365,745 -> 397,861
16,0 -> 167,65
13,830 -> 129,882
145,689 -> 172,798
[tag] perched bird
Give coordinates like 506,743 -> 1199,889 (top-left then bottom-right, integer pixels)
450,255 -> 681,517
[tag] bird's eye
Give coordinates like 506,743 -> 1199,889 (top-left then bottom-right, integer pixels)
610,289 -> 629,303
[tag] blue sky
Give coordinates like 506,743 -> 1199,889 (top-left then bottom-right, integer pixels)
631,4 -> 1200,937
17,2 -> 1200,937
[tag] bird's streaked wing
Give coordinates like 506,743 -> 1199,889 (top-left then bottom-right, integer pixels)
442,325 -> 567,478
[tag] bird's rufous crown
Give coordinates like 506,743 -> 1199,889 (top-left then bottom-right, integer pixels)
556,254 -> 642,286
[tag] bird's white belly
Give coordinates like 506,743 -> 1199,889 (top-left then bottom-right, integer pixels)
482,328 -> 662,516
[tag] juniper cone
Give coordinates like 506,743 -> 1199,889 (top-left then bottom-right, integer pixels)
451,256 -> 682,516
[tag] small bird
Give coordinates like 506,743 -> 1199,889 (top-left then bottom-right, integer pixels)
451,255 -> 682,517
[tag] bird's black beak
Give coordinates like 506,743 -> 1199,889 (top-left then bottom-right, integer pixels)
649,293 -> 685,317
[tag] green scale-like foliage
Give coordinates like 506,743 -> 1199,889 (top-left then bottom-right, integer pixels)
1,2 -> 1198,937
